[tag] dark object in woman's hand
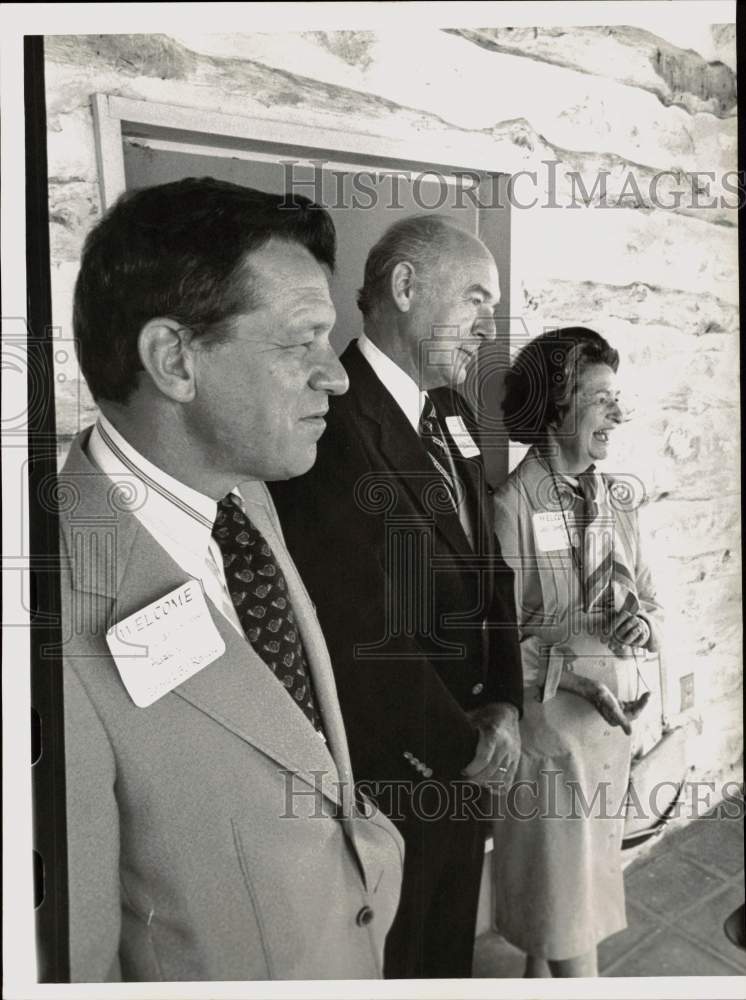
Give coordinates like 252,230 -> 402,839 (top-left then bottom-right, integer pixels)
589,685 -> 650,736
621,690 -> 651,722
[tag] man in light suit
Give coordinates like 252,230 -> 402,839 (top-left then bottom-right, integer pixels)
270,215 -> 523,978
58,178 -> 403,982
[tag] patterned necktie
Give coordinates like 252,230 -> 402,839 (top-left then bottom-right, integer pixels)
212,494 -> 324,733
419,393 -> 459,511
578,471 -> 639,618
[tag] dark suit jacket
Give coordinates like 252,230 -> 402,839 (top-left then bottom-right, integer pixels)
270,341 -> 522,791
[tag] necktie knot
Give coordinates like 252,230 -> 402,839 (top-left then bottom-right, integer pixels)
419,393 -> 434,430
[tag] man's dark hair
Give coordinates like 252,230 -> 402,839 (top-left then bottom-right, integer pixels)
502,327 -> 620,445
73,177 -> 336,403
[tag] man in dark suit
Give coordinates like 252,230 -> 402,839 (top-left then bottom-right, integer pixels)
270,214 -> 523,979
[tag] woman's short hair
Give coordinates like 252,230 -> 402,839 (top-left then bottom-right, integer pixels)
73,177 -> 336,403
502,327 -> 619,444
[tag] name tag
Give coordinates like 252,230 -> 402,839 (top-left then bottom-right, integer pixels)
106,580 -> 225,707
445,415 -> 480,458
532,511 -> 575,553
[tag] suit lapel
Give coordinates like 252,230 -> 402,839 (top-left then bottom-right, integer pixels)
342,343 -> 473,557
59,436 -> 346,809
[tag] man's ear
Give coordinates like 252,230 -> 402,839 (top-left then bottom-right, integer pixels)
390,260 -> 417,313
138,318 -> 197,402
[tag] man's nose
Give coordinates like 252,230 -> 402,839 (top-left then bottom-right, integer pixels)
311,344 -> 349,396
475,307 -> 497,341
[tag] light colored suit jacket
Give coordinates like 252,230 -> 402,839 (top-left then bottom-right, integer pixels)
58,429 -> 403,982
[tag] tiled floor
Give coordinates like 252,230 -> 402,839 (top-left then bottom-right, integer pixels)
473,792 -> 745,978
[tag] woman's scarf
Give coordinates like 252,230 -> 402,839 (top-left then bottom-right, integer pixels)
577,469 -> 640,619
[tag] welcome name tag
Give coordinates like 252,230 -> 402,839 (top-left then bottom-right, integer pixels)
444,415 -> 480,458
533,511 -> 576,553
106,580 -> 225,707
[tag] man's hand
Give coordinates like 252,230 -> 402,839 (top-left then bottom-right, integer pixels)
462,702 -> 521,790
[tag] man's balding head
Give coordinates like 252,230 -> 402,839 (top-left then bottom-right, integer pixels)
357,215 -> 500,389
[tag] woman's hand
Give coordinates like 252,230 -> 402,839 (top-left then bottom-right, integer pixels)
589,683 -> 634,735
560,672 -> 651,735
591,686 -> 651,734
608,612 -> 651,655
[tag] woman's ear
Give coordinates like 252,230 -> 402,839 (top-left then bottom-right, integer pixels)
390,260 -> 417,313
138,318 -> 197,403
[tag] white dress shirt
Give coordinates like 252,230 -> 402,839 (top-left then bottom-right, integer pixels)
357,332 -> 426,432
87,414 -> 244,636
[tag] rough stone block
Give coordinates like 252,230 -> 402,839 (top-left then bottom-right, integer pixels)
520,280 -> 739,340
45,30 -> 736,178
446,26 -> 736,117
512,206 -> 738,304
711,24 -> 737,73
48,179 -> 101,262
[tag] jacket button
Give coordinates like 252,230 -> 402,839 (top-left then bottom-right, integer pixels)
471,682 -> 484,696
356,905 -> 374,927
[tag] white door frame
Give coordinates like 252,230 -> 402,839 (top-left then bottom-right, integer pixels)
91,91 -> 510,216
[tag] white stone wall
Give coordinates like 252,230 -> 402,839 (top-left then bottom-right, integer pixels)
45,25 -> 740,787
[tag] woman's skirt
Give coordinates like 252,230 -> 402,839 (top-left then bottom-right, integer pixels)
492,630 -> 639,960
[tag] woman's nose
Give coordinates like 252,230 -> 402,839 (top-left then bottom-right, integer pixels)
608,399 -> 624,422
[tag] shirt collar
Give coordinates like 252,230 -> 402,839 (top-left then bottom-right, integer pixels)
88,413 -> 229,562
357,332 -> 425,434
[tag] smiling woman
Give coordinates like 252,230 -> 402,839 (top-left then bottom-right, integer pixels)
547,358 -> 625,473
491,327 -> 663,979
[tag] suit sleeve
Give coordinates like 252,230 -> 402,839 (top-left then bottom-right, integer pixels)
63,664 -> 122,981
